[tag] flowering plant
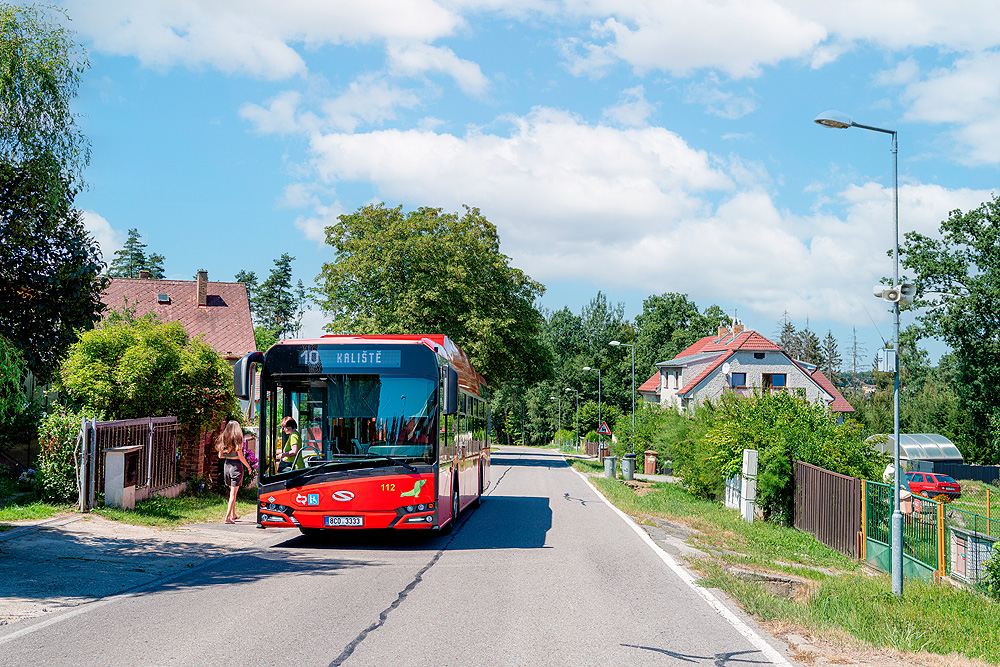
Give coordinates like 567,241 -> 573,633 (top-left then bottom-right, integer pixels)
242,440 -> 259,486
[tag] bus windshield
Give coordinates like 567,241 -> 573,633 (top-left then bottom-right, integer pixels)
261,374 -> 438,480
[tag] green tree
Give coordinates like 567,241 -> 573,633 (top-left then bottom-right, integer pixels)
258,253 -> 308,339
778,312 -> 800,359
0,6 -> 103,381
0,161 -> 105,380
318,203 -> 551,385
107,228 -> 165,278
634,292 -> 701,375
900,194 -> 1000,462
796,323 -> 823,367
60,310 -> 238,442
0,4 -> 89,197
821,330 -> 842,384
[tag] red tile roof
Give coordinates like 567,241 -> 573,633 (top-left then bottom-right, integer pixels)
637,372 -> 659,393
810,369 -> 855,413
676,351 -> 733,396
101,276 -> 255,360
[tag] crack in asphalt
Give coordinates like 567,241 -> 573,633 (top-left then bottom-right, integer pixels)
328,455 -> 514,666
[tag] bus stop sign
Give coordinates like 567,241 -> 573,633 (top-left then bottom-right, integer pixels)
597,421 -> 611,436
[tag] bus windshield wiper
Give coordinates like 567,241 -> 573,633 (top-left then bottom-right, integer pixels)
283,460 -> 342,486
365,452 -> 417,473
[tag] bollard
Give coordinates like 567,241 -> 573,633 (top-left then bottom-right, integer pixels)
644,450 -> 657,475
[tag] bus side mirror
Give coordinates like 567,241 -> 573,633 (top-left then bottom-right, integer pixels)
442,366 -> 459,415
234,351 -> 264,400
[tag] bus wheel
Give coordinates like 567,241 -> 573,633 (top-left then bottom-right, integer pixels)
472,465 -> 482,508
441,483 -> 459,535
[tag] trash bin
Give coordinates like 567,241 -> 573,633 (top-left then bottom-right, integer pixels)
622,453 -> 636,481
644,450 -> 657,475
604,455 -> 617,479
599,445 -> 608,463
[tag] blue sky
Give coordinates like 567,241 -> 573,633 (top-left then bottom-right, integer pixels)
63,1 -> 1000,367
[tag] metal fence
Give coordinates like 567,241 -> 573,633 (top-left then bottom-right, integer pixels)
913,461 -> 1000,486
793,461 -> 861,559
79,416 -> 179,510
863,480 -> 999,592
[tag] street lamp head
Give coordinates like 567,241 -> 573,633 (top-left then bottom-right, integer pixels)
582,366 -> 592,371
565,387 -> 572,392
550,396 -> 555,400
814,110 -> 853,129
609,340 -> 621,346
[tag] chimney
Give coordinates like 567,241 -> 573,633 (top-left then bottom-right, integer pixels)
733,322 -> 745,336
138,270 -> 150,279
197,269 -> 208,306
718,325 -> 729,338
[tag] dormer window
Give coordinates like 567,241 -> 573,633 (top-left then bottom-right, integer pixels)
157,294 -> 170,304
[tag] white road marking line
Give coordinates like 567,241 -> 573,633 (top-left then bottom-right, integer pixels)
572,466 -> 795,667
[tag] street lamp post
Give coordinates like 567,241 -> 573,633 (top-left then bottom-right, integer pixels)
582,366 -> 601,456
565,388 -> 579,450
609,341 -> 635,454
814,109 -> 902,597
549,395 -> 561,448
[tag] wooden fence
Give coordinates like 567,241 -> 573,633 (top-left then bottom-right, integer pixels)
793,461 -> 862,559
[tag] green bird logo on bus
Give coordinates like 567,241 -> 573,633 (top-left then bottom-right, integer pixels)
400,479 -> 426,498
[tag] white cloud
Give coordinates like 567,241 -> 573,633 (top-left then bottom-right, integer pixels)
240,91 -> 303,134
563,1 -> 827,79
292,107 -> 995,326
684,76 -> 758,119
896,51 -> 1000,164
601,85 -> 654,127
66,0 -> 463,79
81,210 -> 124,263
293,202 -> 345,246
297,308 -> 331,339
321,74 -> 423,132
387,43 -> 489,96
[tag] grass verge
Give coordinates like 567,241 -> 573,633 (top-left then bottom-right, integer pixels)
92,488 -> 258,528
572,460 -> 1000,664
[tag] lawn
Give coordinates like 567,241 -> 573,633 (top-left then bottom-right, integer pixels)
572,460 -> 1000,665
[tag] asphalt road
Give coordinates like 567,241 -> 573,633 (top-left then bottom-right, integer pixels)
0,447 -> 795,666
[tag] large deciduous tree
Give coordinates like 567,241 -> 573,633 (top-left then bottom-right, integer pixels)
901,194 -> 1000,462
0,161 -> 104,380
317,203 -> 550,385
0,5 -> 104,380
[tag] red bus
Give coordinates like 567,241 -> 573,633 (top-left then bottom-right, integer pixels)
233,335 -> 491,534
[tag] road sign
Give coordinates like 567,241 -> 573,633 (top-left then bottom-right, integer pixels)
597,421 -> 611,436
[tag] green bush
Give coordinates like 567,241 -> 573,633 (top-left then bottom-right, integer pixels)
701,390 -> 884,522
982,550 -> 1000,601
35,405 -> 90,502
60,311 -> 239,442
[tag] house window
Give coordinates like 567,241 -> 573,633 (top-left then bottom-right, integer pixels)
763,373 -> 786,389
754,352 -> 765,359
731,373 -> 746,388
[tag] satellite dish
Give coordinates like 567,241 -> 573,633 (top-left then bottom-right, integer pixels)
722,363 -> 731,375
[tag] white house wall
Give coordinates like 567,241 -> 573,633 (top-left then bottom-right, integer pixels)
690,351 -> 831,407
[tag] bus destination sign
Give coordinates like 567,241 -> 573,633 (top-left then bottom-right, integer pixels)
297,349 -> 402,369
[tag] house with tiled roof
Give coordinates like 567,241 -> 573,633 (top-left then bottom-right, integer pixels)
643,320 -> 854,417
100,270 -> 255,362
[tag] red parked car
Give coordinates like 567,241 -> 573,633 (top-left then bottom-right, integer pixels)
903,471 -> 962,500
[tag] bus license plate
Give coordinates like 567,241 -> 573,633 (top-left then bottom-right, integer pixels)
325,516 -> 363,527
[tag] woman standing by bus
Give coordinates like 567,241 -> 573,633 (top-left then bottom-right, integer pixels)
216,419 -> 250,524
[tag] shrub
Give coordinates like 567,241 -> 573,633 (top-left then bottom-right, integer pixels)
982,550 -> 1000,602
60,310 -> 239,443
702,390 -> 884,522
35,405 -> 90,502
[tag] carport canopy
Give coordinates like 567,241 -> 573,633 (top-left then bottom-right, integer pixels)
870,433 -> 964,463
